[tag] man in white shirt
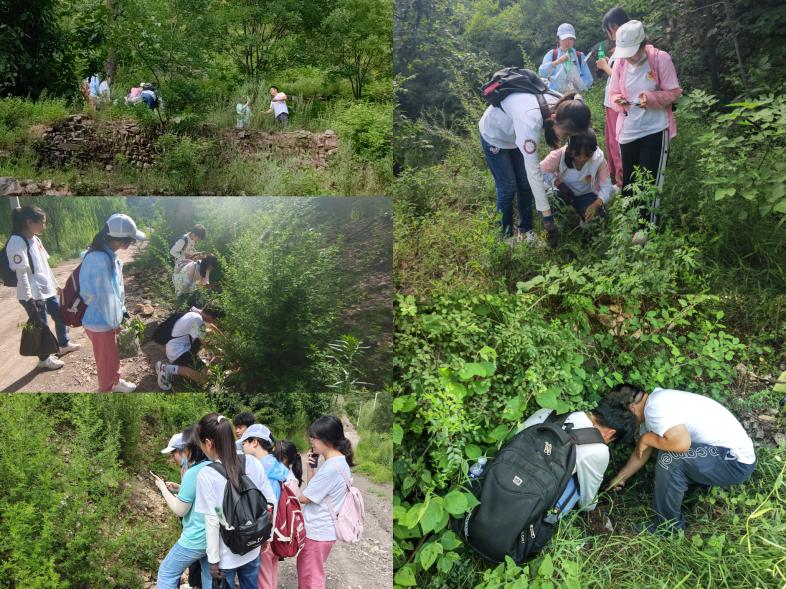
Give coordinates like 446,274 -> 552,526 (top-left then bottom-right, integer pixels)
605,384 -> 756,532
266,86 -> 289,124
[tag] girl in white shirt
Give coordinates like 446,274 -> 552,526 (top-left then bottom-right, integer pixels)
539,129 -> 614,225
6,206 -> 80,370
297,416 -> 354,589
479,92 -> 591,246
194,413 -> 277,589
173,255 -> 219,308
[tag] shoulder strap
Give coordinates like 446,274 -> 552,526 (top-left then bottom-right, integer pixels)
544,412 -> 605,445
208,460 -> 227,478
552,47 -> 558,62
577,51 -> 583,68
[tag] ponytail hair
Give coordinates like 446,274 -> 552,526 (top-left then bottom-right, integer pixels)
307,415 -> 355,467
543,92 -> 591,149
197,413 -> 244,489
88,224 -> 111,252
275,440 -> 303,485
11,206 -> 46,234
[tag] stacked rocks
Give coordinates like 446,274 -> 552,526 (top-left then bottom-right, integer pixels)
35,114 -> 160,169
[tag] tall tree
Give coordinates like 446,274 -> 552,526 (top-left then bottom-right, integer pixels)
323,0 -> 392,99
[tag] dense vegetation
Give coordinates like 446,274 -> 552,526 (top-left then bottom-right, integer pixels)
392,292 -> 786,588
393,0 -> 786,296
0,390 -> 391,587
129,196 -> 393,393
0,0 -> 392,194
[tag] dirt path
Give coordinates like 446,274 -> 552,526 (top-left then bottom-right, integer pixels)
0,244 -> 167,392
277,418 -> 393,589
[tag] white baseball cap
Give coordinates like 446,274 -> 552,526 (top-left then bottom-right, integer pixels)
612,20 -> 646,59
557,23 -> 576,40
161,432 -> 185,454
238,423 -> 273,446
106,213 -> 147,240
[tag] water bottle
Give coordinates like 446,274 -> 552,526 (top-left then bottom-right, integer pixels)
468,457 -> 487,479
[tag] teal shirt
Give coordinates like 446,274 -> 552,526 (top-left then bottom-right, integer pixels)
177,460 -> 210,549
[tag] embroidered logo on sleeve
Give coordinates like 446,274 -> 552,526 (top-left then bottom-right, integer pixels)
523,139 -> 537,154
12,254 -> 23,265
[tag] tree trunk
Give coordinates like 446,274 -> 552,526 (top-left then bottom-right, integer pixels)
723,0 -> 748,87
703,0 -> 720,95
105,0 -> 117,79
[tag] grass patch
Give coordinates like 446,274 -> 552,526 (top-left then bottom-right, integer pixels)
356,431 -> 393,484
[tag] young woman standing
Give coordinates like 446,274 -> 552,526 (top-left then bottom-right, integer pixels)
296,416 -> 355,589
6,206 -> 80,370
80,213 -> 145,392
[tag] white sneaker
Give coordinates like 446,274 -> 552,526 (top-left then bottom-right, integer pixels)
112,379 -> 137,393
156,361 -> 172,391
524,230 -> 545,247
58,342 -> 82,355
37,355 -> 64,370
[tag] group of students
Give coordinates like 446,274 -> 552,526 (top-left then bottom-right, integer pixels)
480,7 -> 681,246
82,73 -> 112,111
235,87 -> 290,129
461,384 -> 756,563
154,412 -> 359,589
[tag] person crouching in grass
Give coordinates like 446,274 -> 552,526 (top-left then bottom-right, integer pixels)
155,305 -> 224,390
603,384 -> 756,533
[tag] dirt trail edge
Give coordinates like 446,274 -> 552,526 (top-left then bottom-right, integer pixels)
277,418 -> 393,589
0,244 -> 165,392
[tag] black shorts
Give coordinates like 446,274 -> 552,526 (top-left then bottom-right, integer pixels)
172,340 -> 205,370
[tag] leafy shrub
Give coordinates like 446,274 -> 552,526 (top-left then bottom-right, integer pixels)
218,212 -> 346,392
0,96 -> 69,147
392,293 -> 775,587
334,101 -> 392,162
154,133 -> 213,192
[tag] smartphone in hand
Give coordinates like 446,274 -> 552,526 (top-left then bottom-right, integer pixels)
308,449 -> 319,468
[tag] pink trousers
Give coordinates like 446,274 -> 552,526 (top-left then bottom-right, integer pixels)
605,106 -> 623,186
257,545 -> 279,589
85,328 -> 120,392
295,537 -> 335,589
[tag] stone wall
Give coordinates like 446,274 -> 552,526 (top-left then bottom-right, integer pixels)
35,114 -> 159,170
225,128 -> 339,167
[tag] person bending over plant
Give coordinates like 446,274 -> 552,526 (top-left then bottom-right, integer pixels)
604,384 -> 755,533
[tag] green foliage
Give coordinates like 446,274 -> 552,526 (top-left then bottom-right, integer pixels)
218,209 -> 346,392
0,393 -> 214,587
154,133 -> 213,193
356,430 -> 393,484
0,96 -> 69,147
393,293 -> 786,588
334,101 -> 393,162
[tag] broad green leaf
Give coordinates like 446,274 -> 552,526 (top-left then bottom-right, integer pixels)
773,370 -> 786,393
420,497 -> 444,534
393,395 -> 417,413
444,490 -> 469,515
393,565 -> 417,586
392,423 -> 403,445
465,444 -> 482,459
440,530 -> 462,550
538,553 -> 554,577
419,541 -> 443,570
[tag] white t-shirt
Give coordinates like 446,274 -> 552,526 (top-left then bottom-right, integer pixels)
479,92 -> 561,213
98,80 -> 110,100
522,408 -> 609,511
7,235 -> 58,301
173,260 -> 208,295
618,60 -> 669,144
643,388 -> 755,464
195,455 -> 278,569
270,93 -> 288,116
165,311 -> 206,362
170,234 -> 197,264
603,56 -> 618,109
302,455 -> 351,541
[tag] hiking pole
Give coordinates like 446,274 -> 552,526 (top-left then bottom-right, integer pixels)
7,196 -> 20,210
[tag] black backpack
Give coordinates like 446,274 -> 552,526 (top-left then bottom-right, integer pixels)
1,234 -> 35,287
208,456 -> 274,556
152,312 -> 186,345
480,67 -> 560,122
456,412 -> 604,564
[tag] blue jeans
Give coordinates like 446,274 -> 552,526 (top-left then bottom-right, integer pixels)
20,296 -> 70,359
157,542 -> 212,589
222,554 -> 260,589
653,444 -> 755,529
481,136 -> 534,236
